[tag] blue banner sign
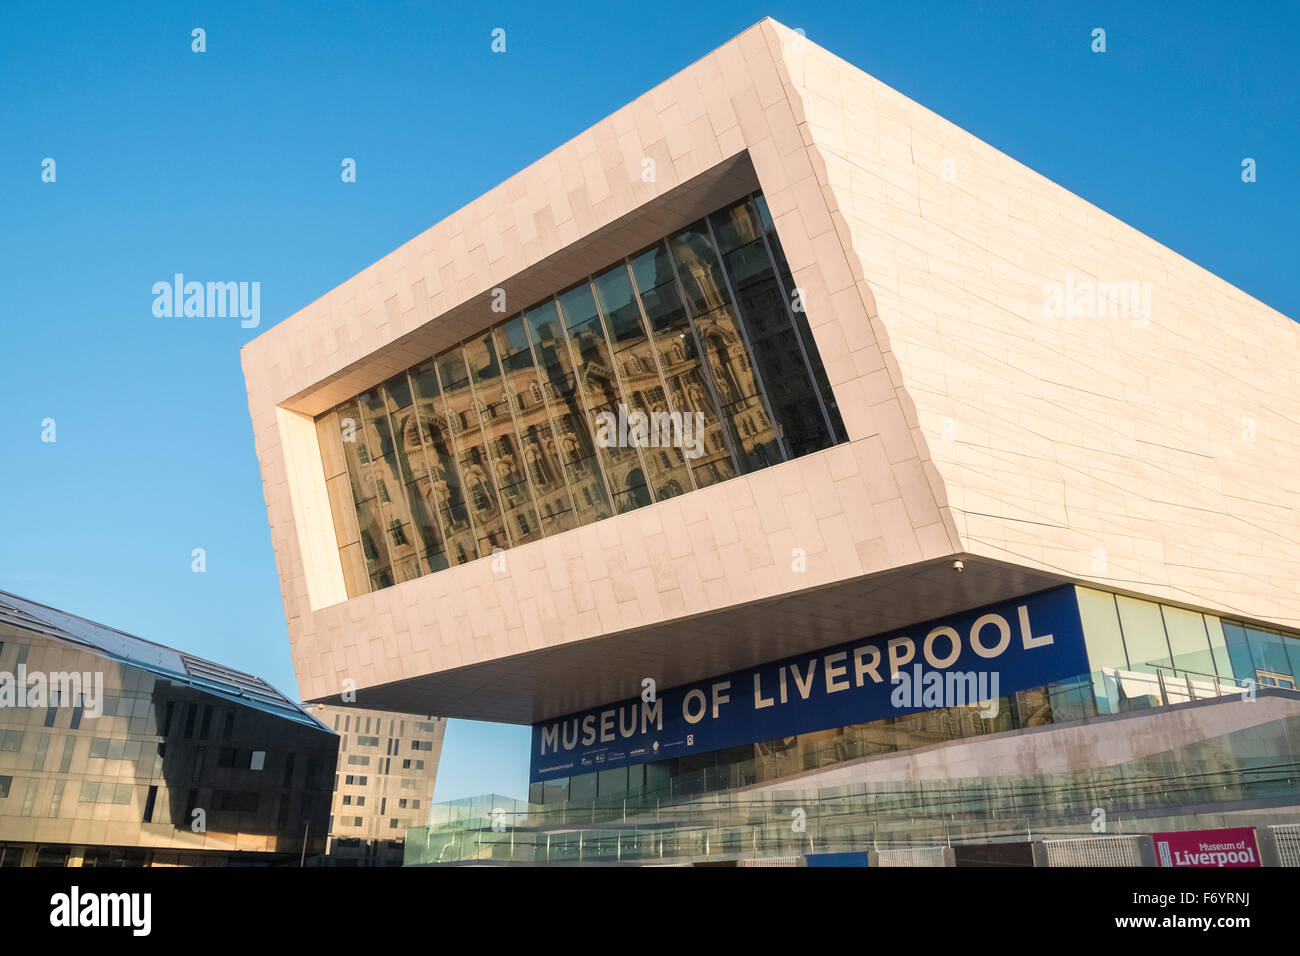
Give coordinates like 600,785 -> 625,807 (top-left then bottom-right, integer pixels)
529,586 -> 1090,782
806,852 -> 870,867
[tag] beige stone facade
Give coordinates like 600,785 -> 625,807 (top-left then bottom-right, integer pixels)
307,704 -> 445,865
241,19 -> 1299,724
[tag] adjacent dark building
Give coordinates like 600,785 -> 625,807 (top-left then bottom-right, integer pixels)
0,590 -> 337,867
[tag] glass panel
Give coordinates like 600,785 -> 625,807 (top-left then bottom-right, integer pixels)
562,286 -> 622,410
317,411 -> 365,598
1075,587 -> 1126,714
382,373 -> 449,572
527,297 -> 576,379
1161,605 -> 1216,676
526,299 -> 613,525
629,244 -> 736,490
1222,622 -> 1257,685
556,285 -> 646,504
670,225 -> 734,317
613,336 -> 692,501
541,776 -> 569,805
591,264 -> 643,346
584,271 -> 658,508
330,398 -> 390,587
568,772 -> 597,803
717,394 -> 781,472
438,348 -> 511,555
354,490 -> 393,591
1204,616 -> 1234,680
669,225 -> 782,473
368,376 -> 439,582
711,200 -> 833,459
494,318 -> 578,537
465,331 -> 543,545
1243,626 -> 1300,686
1077,588 -> 1127,669
753,193 -> 849,443
410,360 -> 479,566
359,385 -> 426,585
1116,595 -> 1172,673
597,765 -> 628,797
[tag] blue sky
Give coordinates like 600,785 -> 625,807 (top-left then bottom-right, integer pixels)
2,0 -> 1296,803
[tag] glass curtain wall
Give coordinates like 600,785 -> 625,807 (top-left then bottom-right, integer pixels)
530,587 -> 1300,806
319,192 -> 848,598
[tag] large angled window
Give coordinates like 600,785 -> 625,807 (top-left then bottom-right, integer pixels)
316,191 -> 849,597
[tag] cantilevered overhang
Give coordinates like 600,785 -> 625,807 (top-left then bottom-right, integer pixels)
307,555 -> 1067,724
243,18 -> 971,723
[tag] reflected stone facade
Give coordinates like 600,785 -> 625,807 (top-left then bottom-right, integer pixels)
316,192 -> 847,599
0,592 -> 336,867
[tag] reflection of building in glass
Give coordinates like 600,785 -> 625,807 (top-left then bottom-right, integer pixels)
316,192 -> 847,598
0,591 -> 336,867
304,703 -> 445,867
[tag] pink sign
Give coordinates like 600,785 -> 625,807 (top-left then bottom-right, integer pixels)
1152,827 -> 1261,868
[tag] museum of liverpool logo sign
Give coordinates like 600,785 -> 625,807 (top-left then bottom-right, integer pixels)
529,586 -> 1091,781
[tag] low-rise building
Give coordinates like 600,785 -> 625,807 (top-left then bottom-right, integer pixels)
306,703 -> 445,866
0,590 -> 337,867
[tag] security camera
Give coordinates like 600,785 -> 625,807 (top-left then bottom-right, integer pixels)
953,560 -> 964,573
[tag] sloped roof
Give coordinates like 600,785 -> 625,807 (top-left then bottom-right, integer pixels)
0,589 -> 326,730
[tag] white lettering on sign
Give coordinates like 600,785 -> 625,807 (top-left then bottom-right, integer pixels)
824,652 -> 850,693
535,601 -> 1066,757
683,689 -> 707,724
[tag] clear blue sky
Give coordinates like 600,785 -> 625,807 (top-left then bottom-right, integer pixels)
2,1 -> 1296,803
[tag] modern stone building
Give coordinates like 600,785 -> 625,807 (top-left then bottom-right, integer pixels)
305,703 -> 445,865
0,590 -> 337,867
242,20 -> 1300,864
